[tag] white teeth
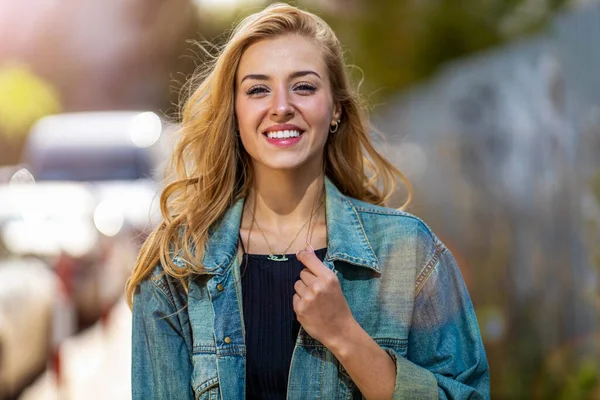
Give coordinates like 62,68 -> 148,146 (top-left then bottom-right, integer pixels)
266,130 -> 301,139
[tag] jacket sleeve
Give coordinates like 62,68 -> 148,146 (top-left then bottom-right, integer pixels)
131,273 -> 194,400
389,246 -> 491,399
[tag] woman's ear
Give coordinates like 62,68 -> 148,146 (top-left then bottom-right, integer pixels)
332,102 -> 342,123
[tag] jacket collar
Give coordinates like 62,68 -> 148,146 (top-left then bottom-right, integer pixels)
322,177 -> 379,272
201,177 -> 380,275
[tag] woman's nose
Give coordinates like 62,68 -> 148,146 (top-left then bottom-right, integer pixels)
271,89 -> 294,119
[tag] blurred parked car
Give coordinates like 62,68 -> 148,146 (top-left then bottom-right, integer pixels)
0,258 -> 56,399
22,111 -> 166,184
0,111 -> 169,329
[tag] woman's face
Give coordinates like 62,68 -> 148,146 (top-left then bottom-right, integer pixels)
235,34 -> 341,174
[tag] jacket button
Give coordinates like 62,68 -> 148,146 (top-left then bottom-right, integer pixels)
217,284 -> 224,291
224,337 -> 232,344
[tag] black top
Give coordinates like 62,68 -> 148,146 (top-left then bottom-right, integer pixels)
239,239 -> 327,400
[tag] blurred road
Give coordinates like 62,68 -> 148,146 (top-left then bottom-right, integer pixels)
19,297 -> 131,400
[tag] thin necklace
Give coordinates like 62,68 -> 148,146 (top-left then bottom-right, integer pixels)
251,189 -> 324,262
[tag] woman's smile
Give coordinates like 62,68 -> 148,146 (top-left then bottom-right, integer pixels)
263,123 -> 304,147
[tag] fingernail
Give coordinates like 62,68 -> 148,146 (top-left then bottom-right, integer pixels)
305,243 -> 314,253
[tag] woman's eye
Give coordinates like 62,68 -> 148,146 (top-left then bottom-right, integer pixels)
247,86 -> 269,96
294,83 -> 317,93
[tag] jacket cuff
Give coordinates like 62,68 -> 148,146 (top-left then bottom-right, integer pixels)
386,348 -> 438,399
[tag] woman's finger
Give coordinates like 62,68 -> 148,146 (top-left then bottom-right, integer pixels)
299,268 -> 318,285
292,293 -> 301,311
296,247 -> 330,278
293,278 -> 310,298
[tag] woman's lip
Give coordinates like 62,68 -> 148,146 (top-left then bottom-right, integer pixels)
264,133 -> 303,147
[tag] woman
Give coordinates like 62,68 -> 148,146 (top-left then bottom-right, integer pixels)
127,3 -> 490,399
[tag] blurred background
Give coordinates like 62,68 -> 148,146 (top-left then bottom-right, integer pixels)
0,0 -> 598,399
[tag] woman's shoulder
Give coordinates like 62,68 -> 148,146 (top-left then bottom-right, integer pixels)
139,256 -> 190,309
344,197 -> 454,289
346,198 -> 441,244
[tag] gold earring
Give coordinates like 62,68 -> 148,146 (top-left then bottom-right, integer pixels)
329,119 -> 341,133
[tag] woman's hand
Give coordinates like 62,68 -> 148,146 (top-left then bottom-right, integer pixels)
295,246 -> 397,399
293,246 -> 356,348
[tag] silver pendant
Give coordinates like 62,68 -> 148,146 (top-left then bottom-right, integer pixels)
268,254 -> 288,262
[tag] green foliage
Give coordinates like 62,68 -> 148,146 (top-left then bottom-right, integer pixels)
0,64 -> 62,166
0,64 -> 61,139
559,361 -> 600,400
537,356 -> 600,400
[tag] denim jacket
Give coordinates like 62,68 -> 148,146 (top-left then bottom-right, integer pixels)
132,178 -> 490,399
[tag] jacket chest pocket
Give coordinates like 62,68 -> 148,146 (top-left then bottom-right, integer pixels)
192,351 -> 220,400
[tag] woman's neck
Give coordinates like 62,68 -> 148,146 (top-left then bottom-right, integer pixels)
239,167 -> 328,256
249,170 -> 325,230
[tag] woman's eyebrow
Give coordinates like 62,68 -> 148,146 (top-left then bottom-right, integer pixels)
289,70 -> 321,80
240,74 -> 269,84
240,70 -> 321,84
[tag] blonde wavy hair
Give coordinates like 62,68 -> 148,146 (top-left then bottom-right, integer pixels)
126,2 -> 411,308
